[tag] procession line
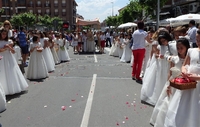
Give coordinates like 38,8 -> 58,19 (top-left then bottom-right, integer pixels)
80,74 -> 97,127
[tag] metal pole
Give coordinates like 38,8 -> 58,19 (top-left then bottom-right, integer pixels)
111,2 -> 113,16
156,0 -> 160,30
5,0 -> 7,20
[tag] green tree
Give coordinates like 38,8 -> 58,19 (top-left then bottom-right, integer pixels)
139,0 -> 168,19
20,12 -> 36,28
10,14 -> 23,27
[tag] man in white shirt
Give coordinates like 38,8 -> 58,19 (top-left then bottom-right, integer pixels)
131,21 -> 150,84
187,20 -> 197,47
105,30 -> 111,47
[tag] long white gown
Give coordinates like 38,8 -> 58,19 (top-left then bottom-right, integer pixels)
150,56 -> 184,126
164,48 -> 200,127
141,44 -> 169,105
0,82 -> 6,113
56,39 -> 70,61
40,38 -> 55,72
120,39 -> 132,62
117,38 -> 124,58
87,33 -> 95,52
50,43 -> 60,64
27,42 -> 49,80
112,39 -> 119,57
0,40 -> 28,95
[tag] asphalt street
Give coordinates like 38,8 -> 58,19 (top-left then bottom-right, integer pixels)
0,47 -> 154,127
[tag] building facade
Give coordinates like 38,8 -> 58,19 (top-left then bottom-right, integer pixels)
161,0 -> 200,19
0,0 -> 77,27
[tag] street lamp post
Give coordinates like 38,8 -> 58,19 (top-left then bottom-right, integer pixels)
5,0 -> 7,20
111,2 -> 113,16
156,0 -> 160,30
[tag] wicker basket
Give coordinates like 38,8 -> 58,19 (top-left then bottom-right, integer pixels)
170,77 -> 197,90
36,48 -> 43,52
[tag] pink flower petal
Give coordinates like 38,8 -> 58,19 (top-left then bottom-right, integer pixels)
116,122 -> 119,126
61,106 -> 66,110
126,116 -> 129,120
126,102 -> 129,104
71,99 -> 75,102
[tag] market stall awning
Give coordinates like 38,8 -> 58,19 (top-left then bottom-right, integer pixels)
76,18 -> 100,26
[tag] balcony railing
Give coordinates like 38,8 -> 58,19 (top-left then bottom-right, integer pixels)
62,12 -> 66,16
44,3 -> 51,7
36,4 -> 42,7
54,12 -> 59,16
62,3 -> 66,7
54,3 -> 58,7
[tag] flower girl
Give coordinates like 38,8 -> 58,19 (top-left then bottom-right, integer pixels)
27,35 -> 48,80
164,29 -> 200,127
0,27 -> 28,95
150,38 -> 190,127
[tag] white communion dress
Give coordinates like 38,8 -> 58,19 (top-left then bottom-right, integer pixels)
0,40 -> 28,95
26,42 -> 49,80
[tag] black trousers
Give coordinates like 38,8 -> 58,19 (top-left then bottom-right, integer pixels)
106,38 -> 111,47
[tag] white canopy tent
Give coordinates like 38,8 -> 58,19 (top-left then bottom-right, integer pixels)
118,22 -> 137,28
159,18 -> 175,26
170,14 -> 200,26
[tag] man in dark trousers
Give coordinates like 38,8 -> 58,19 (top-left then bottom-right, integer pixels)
18,27 -> 29,67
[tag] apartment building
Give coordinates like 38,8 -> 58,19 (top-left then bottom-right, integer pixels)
161,0 -> 200,19
0,0 -> 78,27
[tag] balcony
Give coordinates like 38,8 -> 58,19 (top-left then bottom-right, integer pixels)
36,4 -> 42,7
62,3 -> 66,7
44,3 -> 51,7
62,12 -> 66,16
174,0 -> 196,5
27,3 -> 34,7
54,3 -> 58,7
54,12 -> 59,16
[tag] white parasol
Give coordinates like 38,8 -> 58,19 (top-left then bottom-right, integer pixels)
118,22 -> 137,28
170,13 -> 200,26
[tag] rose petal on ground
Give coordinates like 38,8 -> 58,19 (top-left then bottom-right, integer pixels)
71,99 -> 75,102
44,105 -> 47,108
126,102 -> 129,104
116,122 -> 119,126
61,106 -> 66,111
126,116 -> 129,120
7,101 -> 11,104
69,105 -> 72,108
27,117 -> 30,120
122,121 -> 125,123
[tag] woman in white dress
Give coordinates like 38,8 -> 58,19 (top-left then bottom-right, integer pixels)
112,35 -> 119,57
27,35 -> 49,80
120,34 -> 132,62
38,32 -> 55,72
49,35 -> 60,65
150,38 -> 190,127
87,30 -> 95,52
71,33 -> 78,53
117,33 -> 124,59
164,30 -> 200,127
109,32 -> 115,56
0,57 -> 6,112
55,34 -> 70,62
0,27 -> 28,95
141,30 -> 171,105
3,20 -> 13,38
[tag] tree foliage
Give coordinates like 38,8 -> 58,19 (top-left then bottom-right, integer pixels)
10,12 -> 63,30
105,0 -> 168,26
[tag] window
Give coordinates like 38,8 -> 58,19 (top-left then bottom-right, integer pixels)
62,9 -> 66,12
54,0 -> 58,7
38,9 -> 41,14
46,9 -> 50,14
37,1 -> 41,6
29,10 -> 33,13
45,1 -> 50,7
62,0 -> 66,6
